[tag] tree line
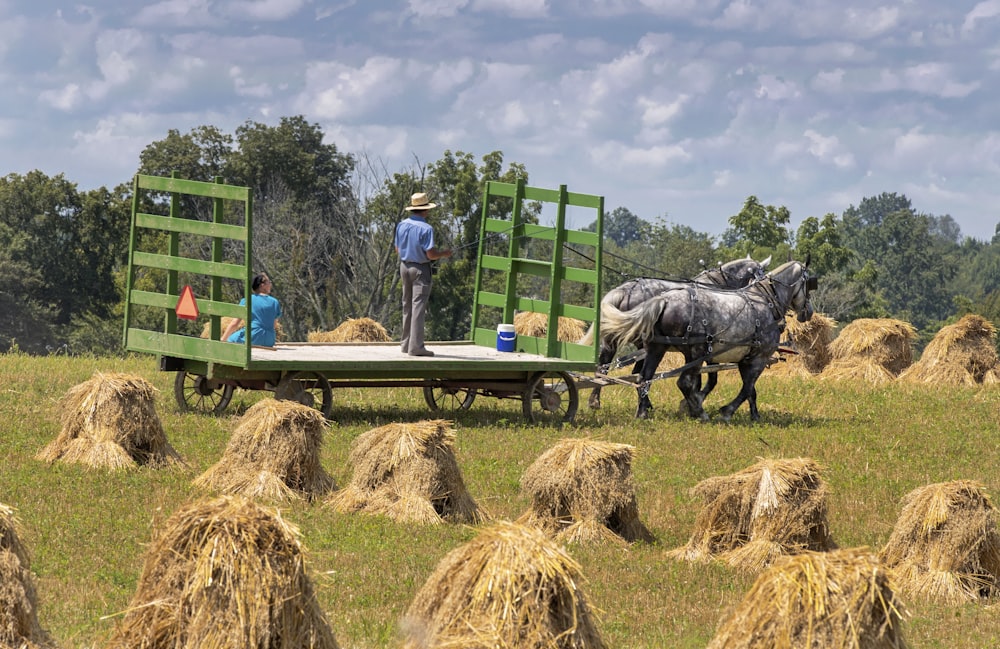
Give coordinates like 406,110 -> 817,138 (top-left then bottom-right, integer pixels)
2,115 -> 999,356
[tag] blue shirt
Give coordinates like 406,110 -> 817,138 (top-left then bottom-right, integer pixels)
227,293 -> 282,347
395,215 -> 435,264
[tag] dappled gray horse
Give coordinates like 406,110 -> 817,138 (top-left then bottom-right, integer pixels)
582,255 -> 770,409
598,259 -> 815,421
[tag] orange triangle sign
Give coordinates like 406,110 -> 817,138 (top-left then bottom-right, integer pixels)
176,285 -> 199,321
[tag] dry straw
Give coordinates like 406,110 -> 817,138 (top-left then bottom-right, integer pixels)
879,480 -> 1000,603
328,419 -> 485,524
0,503 -> 55,649
514,311 -> 588,342
106,495 -> 338,649
821,318 -> 917,384
307,317 -> 391,343
401,520 -> 608,649
898,314 -> 1000,386
194,399 -> 335,502
770,313 -> 837,377
518,438 -> 654,545
707,547 -> 907,649
668,458 -> 836,573
36,372 -> 181,470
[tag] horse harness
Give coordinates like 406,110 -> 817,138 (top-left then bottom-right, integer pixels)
646,283 -> 787,354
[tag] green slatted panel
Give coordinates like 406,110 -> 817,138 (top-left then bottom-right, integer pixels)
123,173 -> 255,367
470,179 -> 604,363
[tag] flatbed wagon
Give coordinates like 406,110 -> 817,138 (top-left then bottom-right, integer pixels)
124,174 -> 605,424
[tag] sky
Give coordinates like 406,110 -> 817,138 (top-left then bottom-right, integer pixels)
3,0 -> 1000,242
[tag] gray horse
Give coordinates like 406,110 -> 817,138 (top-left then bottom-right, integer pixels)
599,259 -> 815,421
581,255 -> 770,409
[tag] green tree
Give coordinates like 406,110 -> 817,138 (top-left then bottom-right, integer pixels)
0,172 -> 128,353
720,195 -> 792,260
839,194 -> 962,329
599,219 -> 717,294
794,213 -> 851,276
602,207 -> 651,247
223,117 -> 356,340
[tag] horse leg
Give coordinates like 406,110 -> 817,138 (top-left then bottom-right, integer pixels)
589,339 -> 617,409
635,343 -> 667,419
718,361 -> 765,423
676,361 -> 709,421
747,385 -> 759,421
696,370 -> 718,404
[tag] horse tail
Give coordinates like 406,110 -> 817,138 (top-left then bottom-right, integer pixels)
578,285 -> 629,346
600,295 -> 664,349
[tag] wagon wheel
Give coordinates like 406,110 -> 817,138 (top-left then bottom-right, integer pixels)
423,384 -> 477,412
274,371 -> 333,419
522,371 -> 578,424
174,371 -> 234,415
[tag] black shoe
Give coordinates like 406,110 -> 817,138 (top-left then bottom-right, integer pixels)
409,348 -> 434,357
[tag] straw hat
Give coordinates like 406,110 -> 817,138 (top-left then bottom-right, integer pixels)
405,192 -> 437,211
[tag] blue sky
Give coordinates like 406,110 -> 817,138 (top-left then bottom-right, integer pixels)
3,0 -> 1000,241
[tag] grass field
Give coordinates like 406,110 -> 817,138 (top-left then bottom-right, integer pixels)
2,351 -> 1000,648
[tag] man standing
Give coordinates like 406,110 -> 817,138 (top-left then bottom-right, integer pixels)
395,192 -> 452,356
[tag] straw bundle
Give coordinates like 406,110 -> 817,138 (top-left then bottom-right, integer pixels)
307,317 -> 391,343
879,480 -> 1000,603
194,399 -> 335,502
668,458 -> 835,572
514,312 -> 588,342
106,495 -> 338,649
327,420 -> 485,524
707,547 -> 906,649
401,520 -> 608,649
517,438 -> 653,545
0,504 -> 54,649
36,372 -> 181,470
898,314 -> 1000,386
202,317 -> 286,342
770,313 -> 837,376
821,318 -> 916,384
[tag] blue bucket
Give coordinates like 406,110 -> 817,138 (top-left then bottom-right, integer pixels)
497,324 -> 516,352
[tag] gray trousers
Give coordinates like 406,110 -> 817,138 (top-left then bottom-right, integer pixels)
400,261 -> 432,353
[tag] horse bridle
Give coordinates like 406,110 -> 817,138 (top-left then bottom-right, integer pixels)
759,263 -> 815,320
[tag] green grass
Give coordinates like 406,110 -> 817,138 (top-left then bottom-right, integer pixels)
3,352 -> 1000,647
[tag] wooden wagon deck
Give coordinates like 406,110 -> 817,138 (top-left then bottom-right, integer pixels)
125,176 -> 605,423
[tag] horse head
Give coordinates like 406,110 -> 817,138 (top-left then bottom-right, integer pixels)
767,259 -> 815,322
709,254 -> 771,288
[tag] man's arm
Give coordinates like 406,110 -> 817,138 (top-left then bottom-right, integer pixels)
426,247 -> 452,260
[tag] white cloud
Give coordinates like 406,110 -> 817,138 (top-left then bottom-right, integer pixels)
222,0 -> 309,20
844,6 -> 900,39
231,66 -> 272,98
133,0 -> 220,28
963,0 -> 1000,33
473,0 -> 548,17
755,74 -> 800,100
803,129 -> 855,169
592,141 -> 691,167
811,68 -> 845,93
95,29 -> 144,87
407,0 -> 470,18
498,100 -> 531,132
637,95 -> 686,127
39,84 -> 83,111
298,57 -> 413,121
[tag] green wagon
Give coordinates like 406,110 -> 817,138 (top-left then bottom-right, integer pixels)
123,175 -> 604,424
